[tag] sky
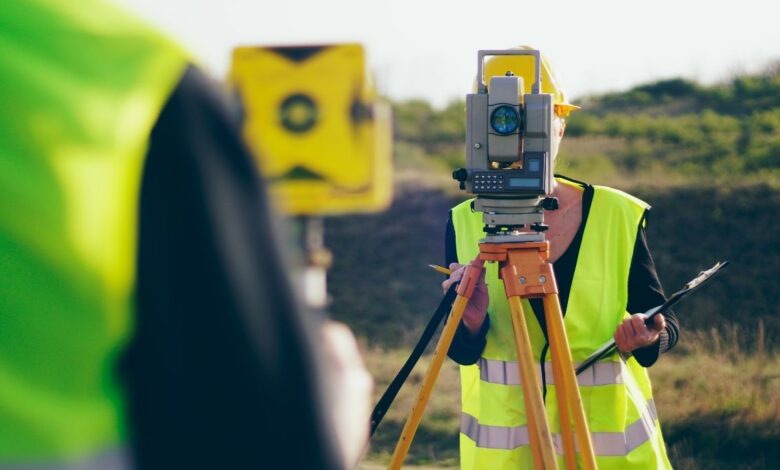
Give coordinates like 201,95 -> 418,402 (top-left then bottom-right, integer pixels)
117,0 -> 780,108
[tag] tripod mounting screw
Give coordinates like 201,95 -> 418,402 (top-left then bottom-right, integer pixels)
519,276 -> 527,284
539,275 -> 547,284
542,197 -> 559,211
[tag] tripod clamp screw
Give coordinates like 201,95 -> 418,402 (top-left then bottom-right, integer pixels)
520,275 -> 548,285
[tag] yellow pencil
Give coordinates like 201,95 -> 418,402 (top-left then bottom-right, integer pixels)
428,264 -> 453,276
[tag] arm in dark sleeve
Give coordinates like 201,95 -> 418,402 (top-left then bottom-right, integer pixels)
444,211 -> 489,365
627,221 -> 680,367
444,211 -> 458,268
123,66 -> 343,470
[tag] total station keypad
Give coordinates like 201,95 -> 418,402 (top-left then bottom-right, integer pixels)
473,173 -> 504,192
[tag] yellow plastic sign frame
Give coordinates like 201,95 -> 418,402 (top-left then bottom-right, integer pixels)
230,43 -> 393,215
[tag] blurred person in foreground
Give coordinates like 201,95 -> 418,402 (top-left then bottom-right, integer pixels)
0,0 -> 371,468
441,47 -> 678,469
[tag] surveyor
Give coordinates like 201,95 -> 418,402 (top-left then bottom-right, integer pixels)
442,46 -> 678,469
0,0 -> 371,468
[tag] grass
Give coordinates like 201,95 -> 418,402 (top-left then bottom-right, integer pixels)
357,324 -> 780,469
653,323 -> 780,469
360,346 -> 461,468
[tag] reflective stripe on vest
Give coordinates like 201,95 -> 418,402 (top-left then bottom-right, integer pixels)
462,398 -> 659,456
0,447 -> 129,470
479,358 -> 624,387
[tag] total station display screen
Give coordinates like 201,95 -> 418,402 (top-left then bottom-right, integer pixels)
508,177 -> 540,188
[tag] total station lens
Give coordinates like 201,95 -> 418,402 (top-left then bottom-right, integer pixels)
490,105 -> 520,135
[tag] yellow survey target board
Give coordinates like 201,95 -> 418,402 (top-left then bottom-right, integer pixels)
230,44 -> 393,215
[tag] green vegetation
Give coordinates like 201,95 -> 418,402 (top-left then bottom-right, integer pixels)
361,348 -> 460,468
653,325 -> 780,469
392,65 -> 780,187
337,67 -> 780,468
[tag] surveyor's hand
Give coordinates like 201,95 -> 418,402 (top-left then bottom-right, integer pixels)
321,321 -> 373,469
441,263 -> 488,335
614,313 -> 666,353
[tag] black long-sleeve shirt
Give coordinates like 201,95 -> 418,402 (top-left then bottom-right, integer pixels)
122,67 -> 342,470
445,181 -> 679,368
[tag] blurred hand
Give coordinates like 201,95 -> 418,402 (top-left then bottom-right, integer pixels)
441,263 -> 488,335
321,321 -> 373,469
614,313 -> 666,353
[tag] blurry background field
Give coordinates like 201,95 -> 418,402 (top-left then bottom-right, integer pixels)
329,68 -> 780,469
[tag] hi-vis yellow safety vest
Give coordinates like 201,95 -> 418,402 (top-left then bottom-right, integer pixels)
0,0 -> 186,465
451,178 -> 672,469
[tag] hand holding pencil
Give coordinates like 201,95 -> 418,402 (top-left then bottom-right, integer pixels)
430,263 -> 488,335
428,264 -> 453,276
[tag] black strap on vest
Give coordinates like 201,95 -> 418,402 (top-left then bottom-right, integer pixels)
553,173 -> 591,189
369,283 -> 459,436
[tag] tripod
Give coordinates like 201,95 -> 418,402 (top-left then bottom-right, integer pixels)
388,237 -> 597,470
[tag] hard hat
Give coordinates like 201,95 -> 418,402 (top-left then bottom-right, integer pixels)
481,46 -> 579,118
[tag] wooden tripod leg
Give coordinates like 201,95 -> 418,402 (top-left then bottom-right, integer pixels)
548,324 -> 577,470
388,261 -> 483,470
543,294 -> 597,470
387,295 -> 467,469
507,296 -> 558,470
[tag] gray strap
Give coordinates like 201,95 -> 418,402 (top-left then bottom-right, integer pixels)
0,447 -> 130,470
461,399 -> 659,456
479,357 -> 624,386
